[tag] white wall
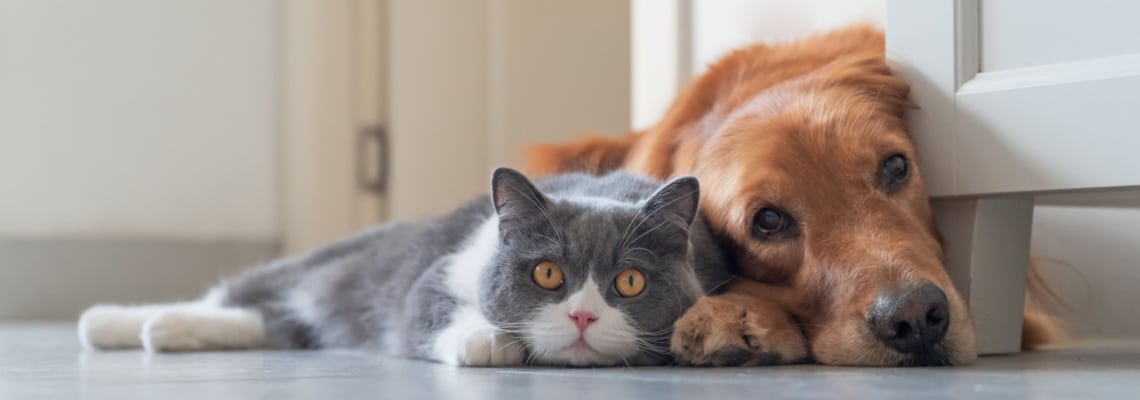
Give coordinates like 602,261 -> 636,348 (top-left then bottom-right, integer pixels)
633,0 -> 885,130
690,0 -> 884,74
0,0 -> 279,240
1033,202 -> 1140,339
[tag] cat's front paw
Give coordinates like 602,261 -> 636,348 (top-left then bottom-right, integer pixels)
671,295 -> 807,366
454,331 -> 526,367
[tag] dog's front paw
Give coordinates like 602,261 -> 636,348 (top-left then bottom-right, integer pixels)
456,331 -> 526,367
671,295 -> 807,366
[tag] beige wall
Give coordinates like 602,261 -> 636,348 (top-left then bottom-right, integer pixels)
0,0 -> 279,241
0,0 -> 282,319
487,0 -> 631,169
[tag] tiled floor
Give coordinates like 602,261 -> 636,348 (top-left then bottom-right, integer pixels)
2,323 -> 1138,399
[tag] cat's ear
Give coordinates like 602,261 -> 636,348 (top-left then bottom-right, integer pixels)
491,167 -> 550,227
641,176 -> 700,233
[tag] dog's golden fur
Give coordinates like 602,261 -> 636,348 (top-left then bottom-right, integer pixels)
527,25 -> 1061,366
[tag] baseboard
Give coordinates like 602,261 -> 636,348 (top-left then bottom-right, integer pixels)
0,237 -> 280,320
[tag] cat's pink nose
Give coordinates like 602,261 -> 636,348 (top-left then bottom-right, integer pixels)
569,311 -> 598,332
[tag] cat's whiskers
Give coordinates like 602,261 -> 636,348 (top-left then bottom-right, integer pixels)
635,339 -> 668,352
618,216 -> 648,250
633,335 -> 671,353
638,326 -> 675,337
526,345 -> 551,366
616,208 -> 645,250
622,246 -> 658,259
704,275 -> 737,296
618,257 -> 649,270
534,234 -> 560,247
623,323 -> 674,357
617,208 -> 656,250
623,219 -> 671,251
490,324 -> 529,333
618,187 -> 698,250
522,335 -> 546,366
662,279 -> 686,315
619,354 -> 633,369
492,336 -> 529,357
506,184 -> 565,243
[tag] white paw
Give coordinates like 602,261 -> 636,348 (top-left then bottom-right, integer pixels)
431,306 -> 526,367
141,308 -> 267,353
141,311 -> 206,352
78,305 -> 152,350
457,331 -> 526,367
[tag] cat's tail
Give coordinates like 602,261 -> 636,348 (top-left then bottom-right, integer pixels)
77,287 -> 269,352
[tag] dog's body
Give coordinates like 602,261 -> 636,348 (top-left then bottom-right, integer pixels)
527,25 -> 1060,366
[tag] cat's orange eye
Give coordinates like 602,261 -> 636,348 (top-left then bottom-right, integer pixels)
532,261 -> 564,290
615,269 -> 646,297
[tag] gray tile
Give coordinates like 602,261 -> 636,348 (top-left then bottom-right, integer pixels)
1,323 -> 1138,399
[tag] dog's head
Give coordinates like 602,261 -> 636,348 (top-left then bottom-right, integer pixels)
694,53 -> 976,366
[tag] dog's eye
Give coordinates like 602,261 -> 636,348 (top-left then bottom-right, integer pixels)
878,154 -> 910,193
752,207 -> 794,239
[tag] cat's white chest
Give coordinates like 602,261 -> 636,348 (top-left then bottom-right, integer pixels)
431,217 -> 525,366
442,217 -> 499,303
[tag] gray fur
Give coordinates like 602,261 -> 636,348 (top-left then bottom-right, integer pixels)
220,169 -> 733,365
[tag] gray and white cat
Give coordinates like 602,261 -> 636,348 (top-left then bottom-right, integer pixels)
78,168 -> 732,367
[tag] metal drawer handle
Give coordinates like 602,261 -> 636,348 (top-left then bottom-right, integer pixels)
356,125 -> 388,193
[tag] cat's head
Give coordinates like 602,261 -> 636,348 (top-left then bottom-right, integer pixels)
479,168 -> 705,366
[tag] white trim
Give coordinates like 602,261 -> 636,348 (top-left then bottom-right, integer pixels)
885,0 -> 959,197
953,0 -> 979,88
958,53 -> 1140,95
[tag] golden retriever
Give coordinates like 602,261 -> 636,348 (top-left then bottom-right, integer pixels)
526,25 -> 1060,366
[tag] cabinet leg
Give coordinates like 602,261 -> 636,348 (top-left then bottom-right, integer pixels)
932,196 -> 1034,355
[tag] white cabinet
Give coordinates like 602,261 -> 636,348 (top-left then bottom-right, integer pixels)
889,0 -> 1140,197
887,0 -> 1140,353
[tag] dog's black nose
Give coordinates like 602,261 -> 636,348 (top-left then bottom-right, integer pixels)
868,283 -> 950,354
